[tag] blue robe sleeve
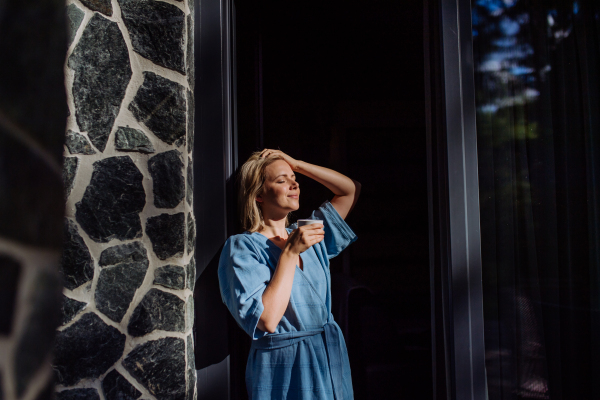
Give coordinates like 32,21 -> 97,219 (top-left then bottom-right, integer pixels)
291,200 -> 358,259
218,235 -> 271,339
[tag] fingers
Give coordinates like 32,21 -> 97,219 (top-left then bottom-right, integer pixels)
260,149 -> 279,159
299,226 -> 325,245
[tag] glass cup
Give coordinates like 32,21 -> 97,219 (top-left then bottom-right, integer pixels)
297,219 -> 323,227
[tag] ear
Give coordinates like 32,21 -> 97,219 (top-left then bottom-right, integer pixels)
256,194 -> 263,203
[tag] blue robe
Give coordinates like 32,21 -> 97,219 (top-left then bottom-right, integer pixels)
218,201 -> 357,400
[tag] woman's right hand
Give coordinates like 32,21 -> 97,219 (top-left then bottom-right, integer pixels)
285,224 -> 325,255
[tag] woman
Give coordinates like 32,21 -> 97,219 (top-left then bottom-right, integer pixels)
218,149 -> 361,400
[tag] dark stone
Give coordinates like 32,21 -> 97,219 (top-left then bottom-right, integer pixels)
186,12 -> 194,88
102,369 -> 141,400
99,241 -> 146,266
115,126 -> 155,153
60,295 -> 87,325
149,150 -> 184,208
185,11 -> 193,154
122,337 -> 185,400
118,0 -> 185,73
128,288 -> 185,337
68,14 -> 132,152
56,388 -> 100,400
154,265 -> 185,290
186,90 -> 194,154
128,72 -> 186,145
65,130 -> 95,155
15,270 -> 62,397
185,296 -> 193,332
63,157 -> 78,198
76,156 -> 145,243
79,0 -> 112,16
186,335 -> 195,400
0,254 -> 20,335
53,313 -> 126,386
66,4 -> 84,47
96,242 -> 149,322
145,213 -> 185,260
186,213 -> 195,255
186,258 -> 195,291
60,219 -> 93,290
186,157 -> 193,206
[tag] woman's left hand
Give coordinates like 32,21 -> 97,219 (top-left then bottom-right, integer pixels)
260,149 -> 300,171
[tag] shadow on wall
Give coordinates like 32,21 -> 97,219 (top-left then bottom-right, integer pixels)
0,0 -> 67,399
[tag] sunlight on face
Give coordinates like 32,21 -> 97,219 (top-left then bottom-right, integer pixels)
258,160 -> 300,214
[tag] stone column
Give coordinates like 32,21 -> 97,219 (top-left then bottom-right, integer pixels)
0,0 -> 68,399
55,1 -> 196,399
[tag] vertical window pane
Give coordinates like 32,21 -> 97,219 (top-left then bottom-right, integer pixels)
472,0 -> 600,398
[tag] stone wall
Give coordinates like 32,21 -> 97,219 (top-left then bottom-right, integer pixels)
56,1 -> 196,399
0,0 -> 68,399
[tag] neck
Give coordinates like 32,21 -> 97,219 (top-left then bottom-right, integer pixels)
259,215 -> 288,238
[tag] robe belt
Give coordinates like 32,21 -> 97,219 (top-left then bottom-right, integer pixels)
251,321 -> 347,400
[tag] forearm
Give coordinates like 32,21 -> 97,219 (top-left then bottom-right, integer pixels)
295,161 -> 360,219
258,248 -> 298,333
295,161 -> 356,197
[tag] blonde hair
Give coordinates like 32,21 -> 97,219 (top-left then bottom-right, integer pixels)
238,151 -> 290,232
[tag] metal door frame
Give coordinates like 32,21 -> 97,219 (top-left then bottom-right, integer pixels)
425,0 -> 487,398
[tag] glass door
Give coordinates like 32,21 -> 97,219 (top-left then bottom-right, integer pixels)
472,0 -> 600,398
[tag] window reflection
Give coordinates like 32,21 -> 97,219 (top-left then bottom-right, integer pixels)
473,0 -> 600,398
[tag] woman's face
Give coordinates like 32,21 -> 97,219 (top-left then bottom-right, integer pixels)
257,160 -> 300,216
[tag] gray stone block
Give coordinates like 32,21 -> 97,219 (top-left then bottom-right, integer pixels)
129,72 -> 186,146
186,213 -> 195,255
60,219 -> 93,290
63,157 -> 78,198
186,258 -> 195,291
115,126 -> 155,153
75,156 -> 145,243
102,369 -> 141,400
154,265 -> 186,290
122,337 -> 186,400
186,157 -> 193,206
149,150 -> 185,208
66,4 -> 85,47
145,213 -> 185,260
186,335 -> 195,400
128,288 -> 185,337
118,0 -> 185,73
79,0 -> 112,16
68,14 -> 132,152
99,241 -> 147,266
60,295 -> 87,325
53,313 -> 126,386
96,242 -> 149,323
66,130 -> 96,155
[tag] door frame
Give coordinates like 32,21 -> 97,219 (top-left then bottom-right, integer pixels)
425,0 -> 486,398
196,0 -> 488,397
